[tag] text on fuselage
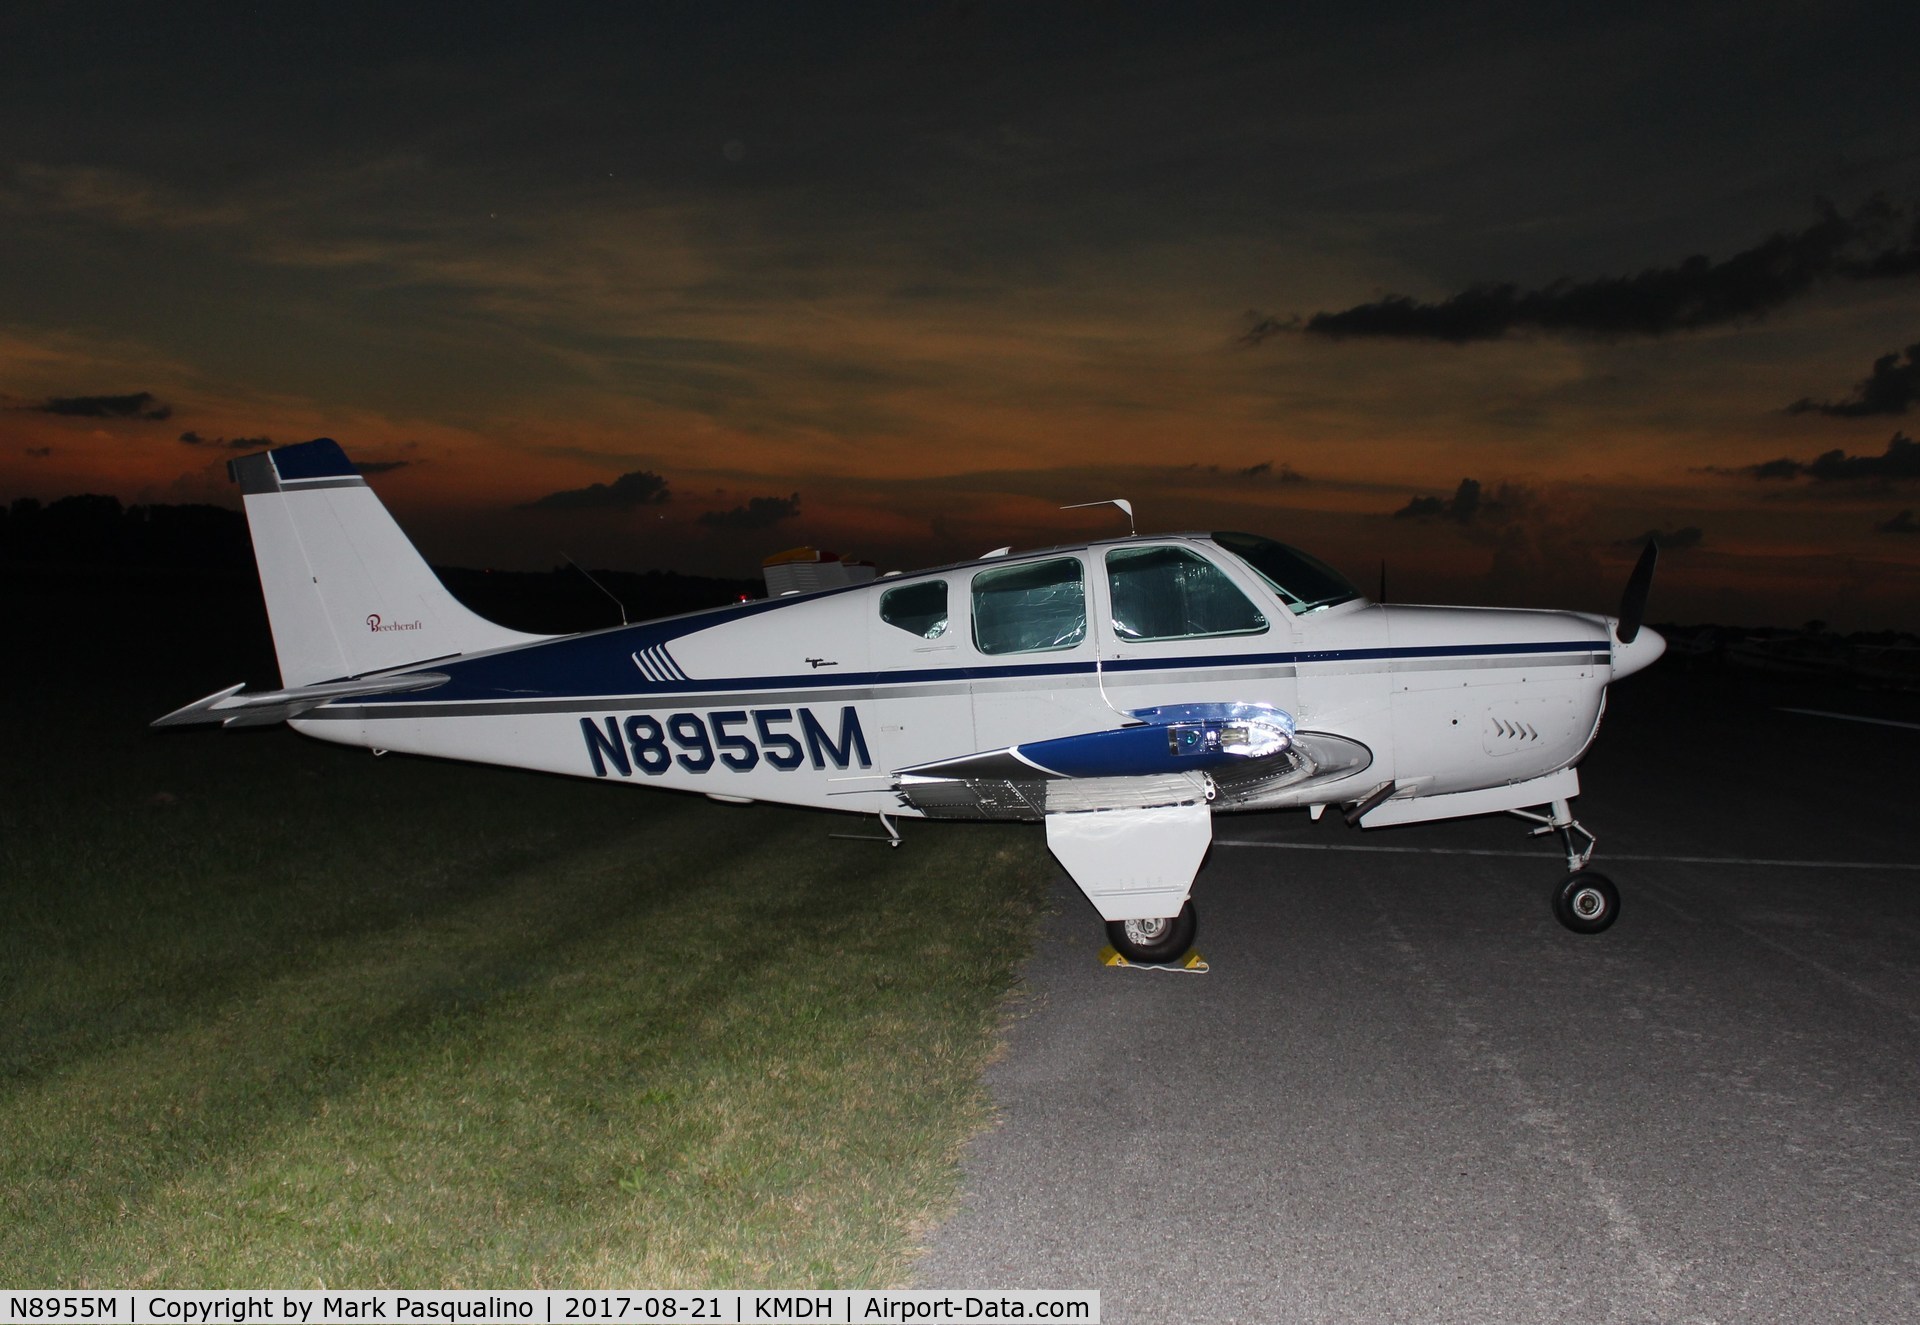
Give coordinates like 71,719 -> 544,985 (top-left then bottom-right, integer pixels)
580,705 -> 871,778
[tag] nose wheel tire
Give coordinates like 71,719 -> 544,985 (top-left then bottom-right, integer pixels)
1106,901 -> 1198,964
1553,871 -> 1619,934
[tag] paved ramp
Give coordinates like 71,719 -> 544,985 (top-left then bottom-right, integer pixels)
916,674 -> 1920,1322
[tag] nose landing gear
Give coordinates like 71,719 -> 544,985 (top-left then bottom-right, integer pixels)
1512,797 -> 1620,934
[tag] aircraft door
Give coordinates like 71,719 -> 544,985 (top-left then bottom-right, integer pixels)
964,553 -> 1112,751
1090,542 -> 1299,719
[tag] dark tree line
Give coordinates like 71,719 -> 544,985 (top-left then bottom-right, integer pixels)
2,494 -> 760,631
3,495 -> 252,569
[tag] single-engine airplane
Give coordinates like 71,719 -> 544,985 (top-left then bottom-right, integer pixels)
159,438 -> 1664,962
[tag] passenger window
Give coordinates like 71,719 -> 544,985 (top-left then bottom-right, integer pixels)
972,558 -> 1086,655
881,580 -> 949,639
1106,545 -> 1267,642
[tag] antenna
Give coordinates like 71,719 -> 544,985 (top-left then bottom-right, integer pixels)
1061,498 -> 1136,536
561,552 -> 629,626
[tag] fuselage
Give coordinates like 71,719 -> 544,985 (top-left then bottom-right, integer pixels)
291,532 -> 1658,822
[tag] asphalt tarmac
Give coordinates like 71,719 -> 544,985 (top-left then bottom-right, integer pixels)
914,668 -> 1920,1322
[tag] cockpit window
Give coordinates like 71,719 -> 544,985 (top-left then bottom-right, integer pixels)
972,557 -> 1086,655
880,580 -> 948,639
1211,531 -> 1362,615
1106,545 -> 1267,641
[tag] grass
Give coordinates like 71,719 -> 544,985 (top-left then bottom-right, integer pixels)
0,569 -> 1051,1287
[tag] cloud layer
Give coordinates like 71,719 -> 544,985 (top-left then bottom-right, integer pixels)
1787,342 -> 1920,417
179,431 -> 273,450
697,493 -> 801,531
24,391 -> 173,420
520,471 -> 672,511
1392,477 -> 1530,523
1735,433 -> 1920,483
1255,200 -> 1920,344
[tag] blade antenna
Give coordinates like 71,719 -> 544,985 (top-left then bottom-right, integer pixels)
1061,499 -> 1136,536
561,552 -> 629,627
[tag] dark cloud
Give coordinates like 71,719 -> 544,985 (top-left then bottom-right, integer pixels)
27,391 -> 173,420
1745,457 -> 1805,481
24,446 -> 52,457
1395,477 -> 1487,522
1877,510 -> 1918,535
1239,312 -> 1295,344
1731,432 -> 1920,483
1264,199 -> 1920,344
180,431 -> 274,450
1384,477 -> 1603,604
1617,526 -> 1703,551
1235,461 -> 1307,483
519,470 -> 672,511
1786,342 -> 1920,417
698,493 -> 801,531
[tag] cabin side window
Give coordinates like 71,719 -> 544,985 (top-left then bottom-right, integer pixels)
880,580 -> 949,639
1106,545 -> 1268,642
972,558 -> 1086,655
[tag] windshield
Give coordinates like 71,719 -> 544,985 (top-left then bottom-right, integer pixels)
1211,531 -> 1362,614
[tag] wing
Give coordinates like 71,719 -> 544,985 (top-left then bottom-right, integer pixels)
889,701 -> 1373,924
892,701 -> 1372,821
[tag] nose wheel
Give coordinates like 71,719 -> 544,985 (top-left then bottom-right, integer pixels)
1552,871 -> 1619,934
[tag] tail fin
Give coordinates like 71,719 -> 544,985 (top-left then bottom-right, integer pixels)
229,438 -> 544,687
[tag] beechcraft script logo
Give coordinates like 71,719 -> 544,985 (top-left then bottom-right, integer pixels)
366,613 -> 423,633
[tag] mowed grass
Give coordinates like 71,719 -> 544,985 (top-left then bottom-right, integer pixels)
1,574 -> 1051,1287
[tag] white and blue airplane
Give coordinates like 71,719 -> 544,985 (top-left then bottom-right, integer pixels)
158,438 -> 1664,962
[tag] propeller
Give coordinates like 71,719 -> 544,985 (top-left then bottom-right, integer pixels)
1616,538 -> 1659,644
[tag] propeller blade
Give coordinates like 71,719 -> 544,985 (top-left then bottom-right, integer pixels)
1617,538 -> 1658,643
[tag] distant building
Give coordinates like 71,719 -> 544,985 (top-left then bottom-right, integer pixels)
762,545 -> 878,597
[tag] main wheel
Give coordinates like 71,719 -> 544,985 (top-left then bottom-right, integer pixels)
1552,871 -> 1619,934
1106,902 -> 1198,964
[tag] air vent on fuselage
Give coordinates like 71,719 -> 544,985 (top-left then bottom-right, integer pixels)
1481,697 -> 1582,757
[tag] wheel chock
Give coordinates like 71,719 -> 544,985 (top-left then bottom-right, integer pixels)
1097,945 -> 1211,973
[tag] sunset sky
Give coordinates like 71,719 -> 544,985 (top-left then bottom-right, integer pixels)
4,2 -> 1918,628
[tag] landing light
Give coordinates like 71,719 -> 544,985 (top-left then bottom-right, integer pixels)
1220,720 -> 1290,759
1162,718 -> 1292,760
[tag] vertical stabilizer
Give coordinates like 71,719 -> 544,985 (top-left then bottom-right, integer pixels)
229,439 -> 545,687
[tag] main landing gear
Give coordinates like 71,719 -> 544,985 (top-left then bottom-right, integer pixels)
1512,797 -> 1619,934
1105,902 -> 1198,964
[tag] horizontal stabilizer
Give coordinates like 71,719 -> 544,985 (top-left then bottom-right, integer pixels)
152,672 -> 449,729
